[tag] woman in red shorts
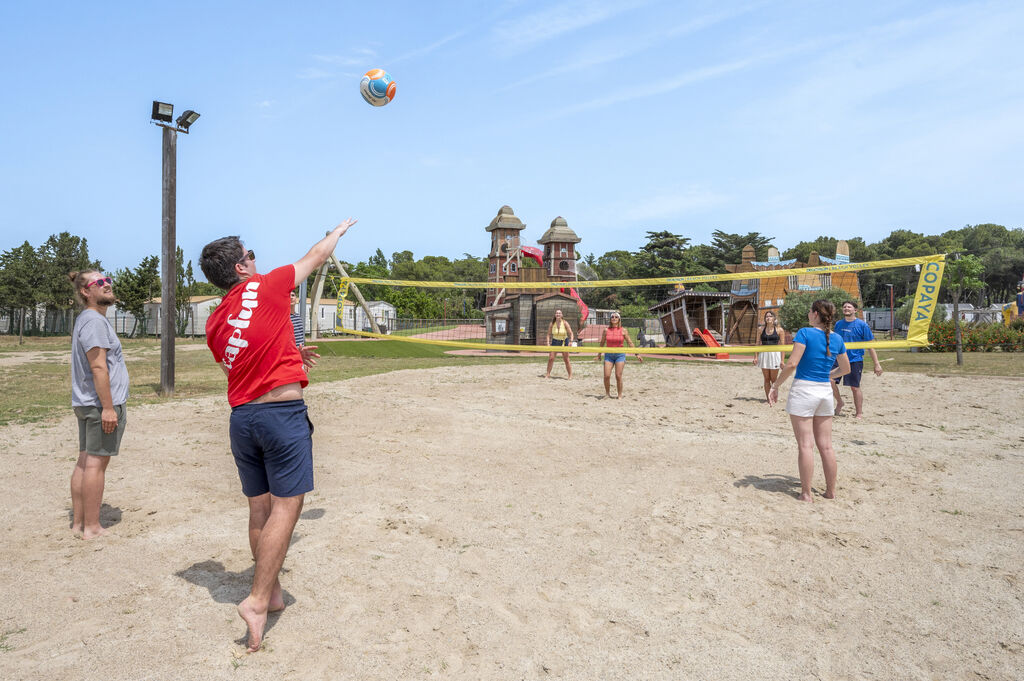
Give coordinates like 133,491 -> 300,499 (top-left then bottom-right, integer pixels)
597,312 -> 642,399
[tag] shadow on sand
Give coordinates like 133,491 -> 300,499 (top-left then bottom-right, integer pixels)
733,474 -> 802,498
175,560 -> 296,645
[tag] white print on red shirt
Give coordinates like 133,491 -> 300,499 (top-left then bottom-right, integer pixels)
222,280 -> 260,369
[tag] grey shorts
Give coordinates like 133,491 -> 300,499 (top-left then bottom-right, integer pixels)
74,404 -> 127,456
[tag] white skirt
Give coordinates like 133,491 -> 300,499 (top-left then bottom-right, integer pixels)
785,379 -> 835,417
756,351 -> 782,370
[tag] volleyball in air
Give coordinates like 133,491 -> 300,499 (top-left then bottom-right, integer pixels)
360,69 -> 396,107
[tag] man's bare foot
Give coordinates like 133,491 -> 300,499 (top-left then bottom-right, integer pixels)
834,398 -> 844,416
605,392 -> 611,398
616,394 -> 622,399
823,490 -> 836,499
82,526 -> 105,540
854,412 -> 863,419
237,597 -> 268,652
797,492 -> 813,502
544,374 -> 550,379
269,583 -> 285,613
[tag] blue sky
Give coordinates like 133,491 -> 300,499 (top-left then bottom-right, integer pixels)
1,0 -> 1022,277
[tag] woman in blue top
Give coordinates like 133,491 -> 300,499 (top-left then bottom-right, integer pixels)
768,300 -> 850,502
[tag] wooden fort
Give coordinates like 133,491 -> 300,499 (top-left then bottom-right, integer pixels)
723,241 -> 862,344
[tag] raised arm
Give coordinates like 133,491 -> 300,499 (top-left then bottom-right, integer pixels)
292,218 -> 357,286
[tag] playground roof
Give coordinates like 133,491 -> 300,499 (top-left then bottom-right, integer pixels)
648,290 -> 730,312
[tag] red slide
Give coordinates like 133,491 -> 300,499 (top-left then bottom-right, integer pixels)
694,329 -> 729,359
520,246 -> 590,323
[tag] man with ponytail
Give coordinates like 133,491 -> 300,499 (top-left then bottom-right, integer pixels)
768,299 -> 850,502
68,270 -> 129,539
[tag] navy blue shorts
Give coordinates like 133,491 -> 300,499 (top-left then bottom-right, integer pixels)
550,338 -> 569,347
834,361 -> 864,388
229,399 -> 314,498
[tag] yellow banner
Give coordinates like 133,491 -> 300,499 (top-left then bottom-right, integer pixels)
335,254 -> 947,289
906,256 -> 945,345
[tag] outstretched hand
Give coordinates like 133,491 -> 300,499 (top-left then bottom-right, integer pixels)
333,217 -> 358,237
300,344 -> 320,369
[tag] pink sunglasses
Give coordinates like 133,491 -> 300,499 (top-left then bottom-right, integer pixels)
85,276 -> 113,289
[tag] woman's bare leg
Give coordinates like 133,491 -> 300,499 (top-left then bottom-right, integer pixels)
562,352 -> 572,378
812,415 -> 837,498
545,352 -> 555,378
789,414 -> 816,502
614,361 -> 625,398
603,361 -> 613,397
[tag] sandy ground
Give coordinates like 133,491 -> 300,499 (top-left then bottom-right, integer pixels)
1,361 -> 1021,681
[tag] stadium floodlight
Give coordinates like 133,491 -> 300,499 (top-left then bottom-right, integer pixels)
176,110 -> 200,131
151,101 -> 174,123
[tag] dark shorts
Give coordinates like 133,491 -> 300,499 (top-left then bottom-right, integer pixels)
75,404 -> 127,456
834,361 -> 864,388
229,399 -> 314,498
550,338 -> 569,347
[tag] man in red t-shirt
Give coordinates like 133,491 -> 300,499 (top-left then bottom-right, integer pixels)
199,218 -> 356,652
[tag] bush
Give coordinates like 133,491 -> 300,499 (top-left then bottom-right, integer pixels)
927,319 -> 1024,352
778,288 -> 855,333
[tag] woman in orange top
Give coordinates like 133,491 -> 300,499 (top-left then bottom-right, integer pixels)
597,312 -> 642,398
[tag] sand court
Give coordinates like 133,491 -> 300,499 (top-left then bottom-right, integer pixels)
0,362 -> 1021,680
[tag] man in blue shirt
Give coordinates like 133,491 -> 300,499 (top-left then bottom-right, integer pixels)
832,300 -> 883,418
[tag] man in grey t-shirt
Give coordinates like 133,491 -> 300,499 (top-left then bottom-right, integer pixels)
69,270 -> 129,539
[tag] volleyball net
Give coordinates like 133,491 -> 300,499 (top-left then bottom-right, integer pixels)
325,254 -> 946,355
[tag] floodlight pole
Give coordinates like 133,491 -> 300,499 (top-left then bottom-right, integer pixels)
160,125 -> 177,396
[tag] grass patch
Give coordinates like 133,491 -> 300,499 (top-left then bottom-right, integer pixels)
390,324 -> 462,337
875,350 -> 1024,377
0,337 -> 531,426
0,627 -> 26,652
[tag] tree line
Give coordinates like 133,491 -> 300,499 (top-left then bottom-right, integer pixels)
0,232 -> 219,342
2,223 -> 1021,337
340,223 -> 1023,319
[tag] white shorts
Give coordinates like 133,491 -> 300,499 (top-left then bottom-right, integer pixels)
756,352 -> 782,370
785,379 -> 835,417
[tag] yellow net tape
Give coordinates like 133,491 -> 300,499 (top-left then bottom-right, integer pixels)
336,254 -> 945,289
332,254 -> 946,355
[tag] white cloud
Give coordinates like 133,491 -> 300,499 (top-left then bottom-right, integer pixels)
492,0 -> 649,54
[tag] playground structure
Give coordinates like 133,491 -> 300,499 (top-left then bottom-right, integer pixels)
722,241 -> 862,344
482,206 -> 590,346
648,290 -> 731,358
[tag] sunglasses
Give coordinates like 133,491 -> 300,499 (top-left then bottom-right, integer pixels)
85,276 -> 113,289
238,249 -> 255,264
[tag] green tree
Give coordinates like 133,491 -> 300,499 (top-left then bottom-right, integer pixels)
945,254 -> 985,366
707,230 -> 775,271
0,242 -> 45,343
777,288 -> 855,335
113,256 -> 160,337
37,232 -> 100,333
175,246 -> 197,336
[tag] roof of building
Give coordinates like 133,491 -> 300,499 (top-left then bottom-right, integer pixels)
485,205 -> 526,232
537,216 -> 581,244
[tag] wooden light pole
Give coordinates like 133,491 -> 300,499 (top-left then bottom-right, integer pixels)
152,102 -> 200,397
